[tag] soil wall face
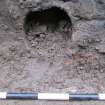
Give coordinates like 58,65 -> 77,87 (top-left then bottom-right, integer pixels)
3,0 -> 105,40
1,1 -> 105,105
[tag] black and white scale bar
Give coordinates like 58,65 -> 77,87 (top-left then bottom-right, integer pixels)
0,92 -> 105,101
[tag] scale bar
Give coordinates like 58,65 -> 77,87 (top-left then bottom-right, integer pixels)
0,92 -> 105,101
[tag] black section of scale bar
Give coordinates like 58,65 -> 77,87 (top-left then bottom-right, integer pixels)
6,93 -> 38,100
69,93 -> 99,100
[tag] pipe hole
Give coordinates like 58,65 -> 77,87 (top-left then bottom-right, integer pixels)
24,7 -> 72,42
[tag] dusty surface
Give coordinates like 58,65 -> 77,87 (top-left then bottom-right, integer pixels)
1,0 -> 105,105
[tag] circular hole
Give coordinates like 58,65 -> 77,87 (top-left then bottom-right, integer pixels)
24,7 -> 72,40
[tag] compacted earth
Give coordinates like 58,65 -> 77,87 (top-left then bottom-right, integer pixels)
1,0 -> 105,105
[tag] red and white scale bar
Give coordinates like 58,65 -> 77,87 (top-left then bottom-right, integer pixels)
0,92 -> 105,100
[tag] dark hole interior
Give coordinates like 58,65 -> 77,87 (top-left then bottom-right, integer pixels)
60,0 -> 71,2
24,7 -> 72,40
59,0 -> 78,3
